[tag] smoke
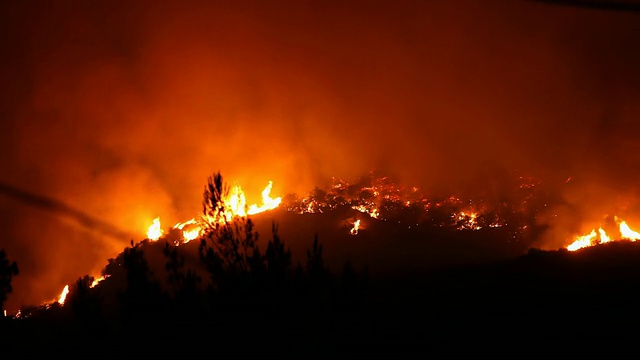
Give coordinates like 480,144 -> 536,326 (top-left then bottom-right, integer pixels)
1,0 -> 640,311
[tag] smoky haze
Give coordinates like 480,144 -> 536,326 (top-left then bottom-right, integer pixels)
1,0 -> 640,311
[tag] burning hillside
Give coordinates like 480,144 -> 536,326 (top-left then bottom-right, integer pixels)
15,168 -> 640,317
6,168 -> 640,359
143,171 -> 551,247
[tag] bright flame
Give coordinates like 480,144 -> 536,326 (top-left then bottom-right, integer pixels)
91,275 -> 110,288
58,285 -> 69,305
567,218 -> 640,251
567,229 -> 597,251
455,211 -> 482,230
598,228 -> 611,244
146,181 -> 281,244
352,204 -> 379,219
173,219 -> 201,243
350,219 -> 361,235
247,181 -> 282,215
147,217 -> 164,241
618,219 -> 640,241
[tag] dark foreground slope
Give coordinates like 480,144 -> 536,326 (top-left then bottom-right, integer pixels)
4,237 -> 640,359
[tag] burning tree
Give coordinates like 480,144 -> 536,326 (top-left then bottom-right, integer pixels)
199,172 -> 265,282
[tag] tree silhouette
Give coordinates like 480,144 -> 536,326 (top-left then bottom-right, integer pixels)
307,234 -> 328,280
265,222 -> 292,288
199,172 -> 265,296
0,249 -> 18,312
119,240 -> 163,322
163,241 -> 202,317
67,275 -> 101,326
201,172 -> 262,273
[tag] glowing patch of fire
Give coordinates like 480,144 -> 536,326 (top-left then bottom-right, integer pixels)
146,181 -> 281,244
350,219 -> 361,235
352,204 -> 379,219
147,217 -> 163,241
58,285 -> 69,305
91,275 -> 109,288
455,211 -> 482,230
567,217 -> 640,251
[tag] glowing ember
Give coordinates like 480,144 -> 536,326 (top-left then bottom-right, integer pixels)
58,285 -> 69,305
350,219 -> 361,235
352,204 -> 380,219
455,211 -> 482,230
147,217 -> 164,240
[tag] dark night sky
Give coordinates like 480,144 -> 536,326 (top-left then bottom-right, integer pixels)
1,0 -> 640,312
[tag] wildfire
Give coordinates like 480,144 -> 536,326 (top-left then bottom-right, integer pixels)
248,181 -> 281,215
454,211 -> 482,231
618,218 -> 640,240
352,204 -> 379,219
350,219 -> 361,235
146,181 -> 282,244
91,275 -> 109,288
567,229 -> 598,252
147,217 -> 163,241
174,219 -> 201,242
567,217 -> 640,251
58,285 -> 69,305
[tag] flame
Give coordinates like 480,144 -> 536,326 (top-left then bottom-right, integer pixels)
147,217 -> 164,241
350,219 -> 361,235
352,204 -> 380,219
618,219 -> 640,240
173,219 -> 201,242
247,181 -> 282,215
567,217 -> 640,251
598,228 -> 611,244
455,211 -> 482,230
146,181 -> 281,244
91,275 -> 110,288
58,285 -> 69,305
567,229 -> 598,251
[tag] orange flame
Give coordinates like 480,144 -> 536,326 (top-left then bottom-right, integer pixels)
598,228 -> 611,244
350,219 -> 361,235
146,181 -> 281,244
247,181 -> 281,215
567,217 -> 640,251
58,285 -> 69,305
352,204 -> 379,219
567,229 -> 598,251
618,218 -> 640,241
91,275 -> 109,288
147,217 -> 163,241
455,211 -> 482,230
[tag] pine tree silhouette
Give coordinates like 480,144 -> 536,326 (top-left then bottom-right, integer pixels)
0,249 -> 18,312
